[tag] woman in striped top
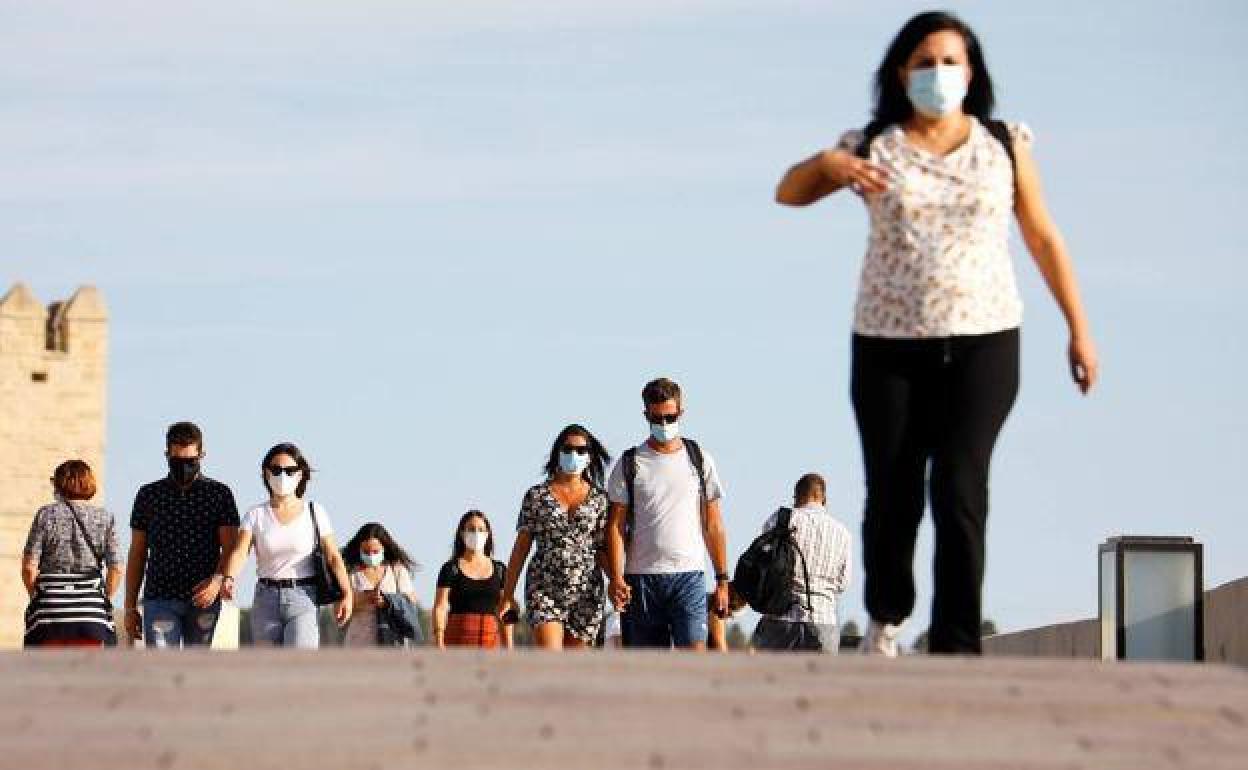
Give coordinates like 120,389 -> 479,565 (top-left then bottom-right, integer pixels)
21,460 -> 122,647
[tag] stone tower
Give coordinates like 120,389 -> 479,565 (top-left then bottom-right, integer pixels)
0,282 -> 107,648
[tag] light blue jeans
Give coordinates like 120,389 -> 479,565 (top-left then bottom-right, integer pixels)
251,583 -> 320,648
142,598 -> 221,648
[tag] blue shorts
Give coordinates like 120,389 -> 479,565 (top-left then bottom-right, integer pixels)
621,571 -> 708,648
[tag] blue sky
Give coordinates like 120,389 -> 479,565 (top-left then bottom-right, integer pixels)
5,0 -> 1246,642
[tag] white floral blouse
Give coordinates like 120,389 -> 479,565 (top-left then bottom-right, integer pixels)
837,119 -> 1032,338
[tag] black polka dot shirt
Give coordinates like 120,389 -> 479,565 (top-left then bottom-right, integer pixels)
130,475 -> 241,601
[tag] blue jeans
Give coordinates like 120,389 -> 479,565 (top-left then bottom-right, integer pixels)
622,572 -> 708,648
250,583 -> 320,648
142,598 -> 222,648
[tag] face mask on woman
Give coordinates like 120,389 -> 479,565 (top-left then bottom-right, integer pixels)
360,550 -> 384,568
462,530 -> 488,553
907,64 -> 967,118
558,450 -> 591,475
267,470 -> 301,497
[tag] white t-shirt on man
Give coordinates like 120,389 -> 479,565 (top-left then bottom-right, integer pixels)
239,500 -> 335,580
607,441 -> 724,575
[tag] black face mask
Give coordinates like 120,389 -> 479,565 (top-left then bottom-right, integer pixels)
168,457 -> 201,485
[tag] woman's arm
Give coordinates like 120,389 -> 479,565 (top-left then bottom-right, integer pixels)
431,586 -> 451,649
500,530 -> 531,614
1012,138 -> 1099,393
105,565 -> 123,599
219,529 -> 253,592
321,534 -> 353,626
21,556 -> 38,598
776,149 -> 890,206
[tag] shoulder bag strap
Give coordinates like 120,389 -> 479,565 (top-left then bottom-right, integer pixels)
777,507 -> 815,613
64,500 -> 105,573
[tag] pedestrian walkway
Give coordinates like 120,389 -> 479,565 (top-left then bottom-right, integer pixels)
3,649 -> 1244,768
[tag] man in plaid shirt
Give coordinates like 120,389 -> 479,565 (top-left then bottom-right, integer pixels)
751,473 -> 853,653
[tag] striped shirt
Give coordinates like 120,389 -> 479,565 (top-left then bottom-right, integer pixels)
760,503 -> 852,626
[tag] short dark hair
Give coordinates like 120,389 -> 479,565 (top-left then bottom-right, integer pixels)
53,460 -> 97,501
260,442 -> 313,499
451,510 -> 495,560
642,377 -> 682,407
342,521 -> 417,571
868,12 -> 997,132
543,424 -> 612,489
794,473 -> 826,505
166,421 -> 203,452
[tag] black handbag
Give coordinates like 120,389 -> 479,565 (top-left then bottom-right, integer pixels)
308,501 -> 344,606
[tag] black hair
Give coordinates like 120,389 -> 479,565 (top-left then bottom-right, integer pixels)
866,11 -> 996,136
166,421 -> 203,452
543,424 -> 612,490
341,521 -> 417,570
451,510 -> 495,560
260,442 -> 313,499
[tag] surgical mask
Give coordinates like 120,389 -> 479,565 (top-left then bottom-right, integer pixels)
558,450 -> 590,475
462,530 -> 488,553
267,470 -> 301,497
168,457 -> 201,485
650,421 -> 680,443
360,550 -> 384,567
907,64 -> 967,118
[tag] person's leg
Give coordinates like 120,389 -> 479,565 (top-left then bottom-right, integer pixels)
928,329 -> 1020,655
532,622 -> 566,650
812,623 -> 840,654
621,575 -> 672,648
851,335 -> 936,628
666,572 -> 709,651
142,599 -> 186,649
249,584 -> 283,647
282,586 -> 321,649
182,599 -> 222,647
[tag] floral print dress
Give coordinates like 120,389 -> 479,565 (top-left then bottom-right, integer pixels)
516,482 -> 608,641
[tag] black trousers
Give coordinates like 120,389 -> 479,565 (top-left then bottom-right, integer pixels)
851,328 -> 1020,654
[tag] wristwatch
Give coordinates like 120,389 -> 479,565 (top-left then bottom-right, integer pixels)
714,572 -> 730,583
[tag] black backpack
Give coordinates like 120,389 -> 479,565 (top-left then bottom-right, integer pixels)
621,438 -> 708,540
856,117 -> 1016,175
733,507 -> 813,617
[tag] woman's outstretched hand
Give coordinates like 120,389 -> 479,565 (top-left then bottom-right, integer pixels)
1069,335 -> 1099,394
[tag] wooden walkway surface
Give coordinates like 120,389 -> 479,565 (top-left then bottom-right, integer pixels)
4,649 -> 1246,769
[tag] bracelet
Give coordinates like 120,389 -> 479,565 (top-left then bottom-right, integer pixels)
714,572 -> 730,583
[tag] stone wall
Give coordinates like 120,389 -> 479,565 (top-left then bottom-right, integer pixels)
0,283 -> 107,648
984,576 -> 1248,665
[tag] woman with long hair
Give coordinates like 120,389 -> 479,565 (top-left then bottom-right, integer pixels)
500,425 -> 612,650
340,522 -> 420,647
431,511 -> 513,649
775,11 -> 1098,655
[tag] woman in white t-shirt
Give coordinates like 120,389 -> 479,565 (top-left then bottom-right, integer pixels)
340,522 -> 419,647
220,443 -> 352,648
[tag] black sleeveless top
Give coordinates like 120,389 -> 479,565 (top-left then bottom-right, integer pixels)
436,559 -> 505,615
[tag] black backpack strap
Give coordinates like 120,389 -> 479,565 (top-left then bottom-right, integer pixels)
622,447 -> 638,541
682,439 -> 709,523
774,506 -> 815,614
981,118 -> 1016,170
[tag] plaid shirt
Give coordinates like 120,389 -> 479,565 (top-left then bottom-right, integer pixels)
761,503 -> 852,625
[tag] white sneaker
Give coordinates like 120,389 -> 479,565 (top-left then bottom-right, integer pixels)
860,620 -> 902,657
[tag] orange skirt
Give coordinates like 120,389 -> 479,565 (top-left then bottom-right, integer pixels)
445,613 -> 499,648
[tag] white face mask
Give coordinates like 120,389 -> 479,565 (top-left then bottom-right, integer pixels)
268,471 -> 301,497
558,450 -> 591,475
650,420 -> 680,443
906,64 -> 968,118
462,530 -> 488,553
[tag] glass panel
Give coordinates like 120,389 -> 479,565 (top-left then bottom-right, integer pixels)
1123,550 -> 1196,661
1100,550 -> 1117,660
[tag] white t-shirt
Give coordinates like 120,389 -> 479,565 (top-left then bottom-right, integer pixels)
239,500 -> 335,580
607,441 -> 724,575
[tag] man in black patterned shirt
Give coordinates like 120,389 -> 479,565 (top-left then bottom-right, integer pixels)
123,422 -> 240,647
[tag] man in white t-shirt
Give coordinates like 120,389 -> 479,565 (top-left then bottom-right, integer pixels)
605,377 -> 730,650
